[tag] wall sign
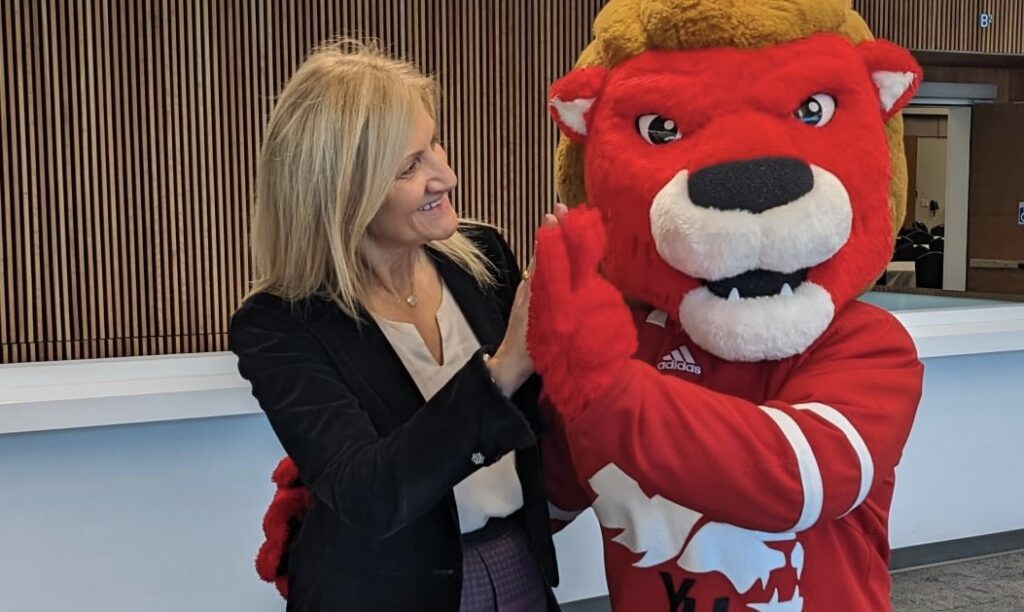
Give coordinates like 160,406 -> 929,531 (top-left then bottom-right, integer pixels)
978,12 -> 995,28
1018,201 -> 1024,226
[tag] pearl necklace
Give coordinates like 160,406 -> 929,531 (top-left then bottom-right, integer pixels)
375,258 -> 419,307
383,280 -> 416,307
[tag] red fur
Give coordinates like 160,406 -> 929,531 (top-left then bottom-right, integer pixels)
533,33 -> 925,611
547,34 -> 921,317
270,454 -> 302,487
255,456 -> 313,599
859,40 -> 922,119
528,207 -> 638,421
550,66 -> 608,142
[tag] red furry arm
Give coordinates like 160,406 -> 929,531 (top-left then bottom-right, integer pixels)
255,456 -> 313,599
560,306 -> 922,533
528,207 -> 638,422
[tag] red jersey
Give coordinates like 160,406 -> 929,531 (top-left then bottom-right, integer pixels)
543,301 -> 922,612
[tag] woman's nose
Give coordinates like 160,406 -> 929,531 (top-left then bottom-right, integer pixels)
429,150 -> 458,192
439,163 -> 458,191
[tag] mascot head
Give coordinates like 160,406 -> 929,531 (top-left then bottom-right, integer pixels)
549,0 -> 921,362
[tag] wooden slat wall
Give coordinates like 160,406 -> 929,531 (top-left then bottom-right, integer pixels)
854,0 -> 1024,55
1,0 -> 606,364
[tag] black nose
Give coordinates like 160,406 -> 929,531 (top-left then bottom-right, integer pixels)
688,157 -> 814,213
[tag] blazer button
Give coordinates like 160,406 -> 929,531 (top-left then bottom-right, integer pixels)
471,452 -> 485,466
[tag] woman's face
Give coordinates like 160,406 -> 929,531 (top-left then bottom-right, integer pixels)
366,103 -> 459,251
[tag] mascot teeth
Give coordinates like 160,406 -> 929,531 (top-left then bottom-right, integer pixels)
704,268 -> 809,301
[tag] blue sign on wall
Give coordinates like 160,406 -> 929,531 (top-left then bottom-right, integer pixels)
1019,201 -> 1024,226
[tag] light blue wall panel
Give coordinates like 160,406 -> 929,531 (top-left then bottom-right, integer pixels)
0,415 -> 286,612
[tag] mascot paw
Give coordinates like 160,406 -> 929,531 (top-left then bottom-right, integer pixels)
528,206 -> 638,421
256,456 -> 313,599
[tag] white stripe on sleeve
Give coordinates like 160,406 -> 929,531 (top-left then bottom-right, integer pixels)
759,406 -> 824,532
795,402 -> 874,516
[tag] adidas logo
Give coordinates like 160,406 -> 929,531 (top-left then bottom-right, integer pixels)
657,345 -> 702,375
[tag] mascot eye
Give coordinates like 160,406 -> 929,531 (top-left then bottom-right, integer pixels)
637,114 -> 682,144
794,94 -> 836,127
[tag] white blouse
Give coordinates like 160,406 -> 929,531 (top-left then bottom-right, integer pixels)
371,283 -> 524,534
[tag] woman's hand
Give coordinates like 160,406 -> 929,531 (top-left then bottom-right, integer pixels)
542,202 -> 568,229
487,204 -> 568,396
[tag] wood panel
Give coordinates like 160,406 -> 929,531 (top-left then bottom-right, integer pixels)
966,104 -> 1024,295
1,0 -> 607,364
1011,69 -> 1024,102
854,0 -> 1024,55
922,65 -> 1016,103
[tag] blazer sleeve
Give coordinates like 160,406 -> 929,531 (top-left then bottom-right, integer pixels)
230,301 -> 537,540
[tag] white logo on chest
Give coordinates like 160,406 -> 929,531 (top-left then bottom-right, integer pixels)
590,464 -> 805,610
657,345 -> 702,375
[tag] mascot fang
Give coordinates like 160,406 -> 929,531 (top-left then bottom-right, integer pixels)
530,1 -> 925,611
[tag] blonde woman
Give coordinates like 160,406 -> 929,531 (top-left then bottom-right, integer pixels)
230,42 -> 561,611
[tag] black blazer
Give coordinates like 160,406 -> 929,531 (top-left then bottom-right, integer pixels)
229,226 -> 559,611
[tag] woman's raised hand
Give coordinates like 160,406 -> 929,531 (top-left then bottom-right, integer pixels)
486,203 -> 568,396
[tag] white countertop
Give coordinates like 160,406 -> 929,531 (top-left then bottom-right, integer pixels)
3,302 -> 1024,434
0,353 -> 258,434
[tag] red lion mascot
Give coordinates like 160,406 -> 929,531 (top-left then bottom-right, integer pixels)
529,1 -> 925,610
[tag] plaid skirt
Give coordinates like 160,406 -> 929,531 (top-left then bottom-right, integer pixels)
459,517 -> 551,612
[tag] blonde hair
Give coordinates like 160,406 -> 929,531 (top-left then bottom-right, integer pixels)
251,40 -> 494,318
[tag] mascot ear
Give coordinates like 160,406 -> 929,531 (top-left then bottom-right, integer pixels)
857,40 -> 923,119
548,66 -> 608,143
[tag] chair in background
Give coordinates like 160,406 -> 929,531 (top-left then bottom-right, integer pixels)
930,237 -> 944,253
894,242 -> 930,261
915,251 -> 944,289
930,224 -> 945,237
892,236 -> 912,261
912,221 -> 929,233
906,229 -> 934,245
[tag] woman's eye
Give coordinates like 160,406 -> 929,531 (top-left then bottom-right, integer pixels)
637,114 -> 681,145
794,94 -> 836,127
399,158 -> 420,178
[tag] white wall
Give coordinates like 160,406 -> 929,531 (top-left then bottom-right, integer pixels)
890,350 -> 1024,547
915,136 -> 948,229
0,415 -> 286,612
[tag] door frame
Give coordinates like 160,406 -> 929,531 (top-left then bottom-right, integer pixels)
902,105 -> 972,290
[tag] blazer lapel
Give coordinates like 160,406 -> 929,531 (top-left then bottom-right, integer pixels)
306,250 -> 506,431
309,301 -> 425,431
430,249 -> 506,350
